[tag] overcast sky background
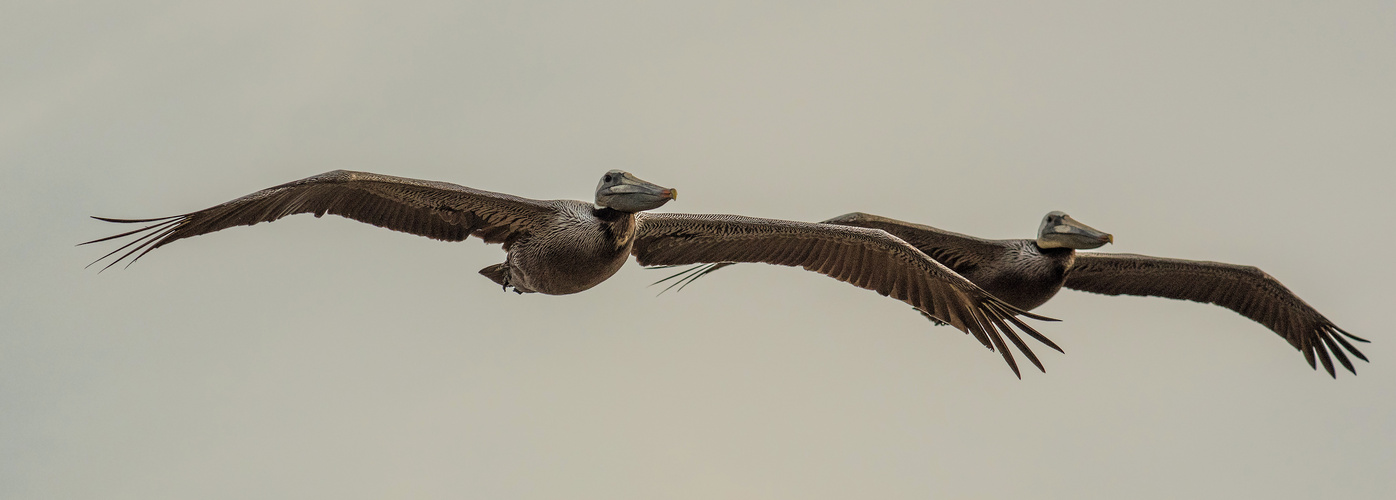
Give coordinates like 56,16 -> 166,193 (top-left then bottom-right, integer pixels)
4,2 -> 1394,498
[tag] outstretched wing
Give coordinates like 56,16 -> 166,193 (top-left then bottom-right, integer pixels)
633,212 -> 1062,377
82,170 -> 558,269
1065,252 -> 1368,376
652,211 -> 1009,293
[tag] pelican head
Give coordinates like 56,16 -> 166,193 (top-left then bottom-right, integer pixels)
1036,211 -> 1113,249
595,170 -> 677,212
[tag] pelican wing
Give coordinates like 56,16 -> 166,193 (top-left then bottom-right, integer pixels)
1065,252 -> 1368,376
82,170 -> 557,269
653,212 -> 1006,293
633,212 -> 1061,377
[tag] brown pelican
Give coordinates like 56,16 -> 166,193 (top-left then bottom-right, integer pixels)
83,170 -> 1060,376
661,211 -> 1368,377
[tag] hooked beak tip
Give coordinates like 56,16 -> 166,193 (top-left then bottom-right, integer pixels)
662,188 -> 677,200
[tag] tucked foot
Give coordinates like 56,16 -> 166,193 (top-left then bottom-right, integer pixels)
479,262 -> 515,292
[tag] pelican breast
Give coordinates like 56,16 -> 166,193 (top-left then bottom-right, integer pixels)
504,201 -> 638,295
963,241 -> 1075,311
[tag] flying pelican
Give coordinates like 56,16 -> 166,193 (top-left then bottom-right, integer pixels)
660,211 -> 1368,377
83,170 -> 1060,376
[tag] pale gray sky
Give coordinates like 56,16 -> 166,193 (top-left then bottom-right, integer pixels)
4,1 -> 1394,498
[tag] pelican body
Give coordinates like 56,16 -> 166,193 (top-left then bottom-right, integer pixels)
665,211 -> 1368,377
481,201 -> 640,295
878,211 -> 1112,311
87,170 -> 675,296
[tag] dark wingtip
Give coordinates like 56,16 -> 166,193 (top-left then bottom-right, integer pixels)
992,302 -> 1065,355
80,215 -> 181,246
91,215 -> 182,224
1016,309 -> 1060,322
981,314 -> 1022,378
1323,335 -> 1357,375
995,300 -> 1059,322
1316,340 -> 1337,378
978,303 -> 1048,374
1333,325 -> 1369,344
649,262 -> 734,296
81,216 -> 184,271
1330,331 -> 1369,363
1000,345 -> 1023,379
650,263 -> 711,295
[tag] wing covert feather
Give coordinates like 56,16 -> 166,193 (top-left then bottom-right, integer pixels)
821,212 -> 1008,271
1065,252 -> 1368,376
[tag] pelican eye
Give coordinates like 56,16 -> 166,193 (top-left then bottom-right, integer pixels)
604,175 -> 613,183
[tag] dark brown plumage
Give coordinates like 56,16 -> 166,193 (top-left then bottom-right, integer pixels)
634,212 -> 1061,376
664,211 -> 1369,377
83,171 -> 1061,377
1063,253 -> 1366,376
83,170 -> 614,294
